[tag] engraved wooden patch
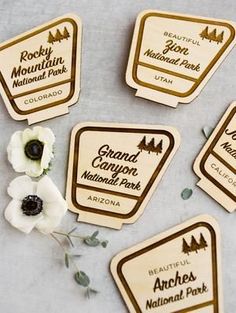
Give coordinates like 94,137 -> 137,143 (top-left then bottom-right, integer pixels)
111,215 -> 223,313
66,122 -> 180,229
126,10 -> 236,107
0,14 -> 82,124
194,102 -> 236,212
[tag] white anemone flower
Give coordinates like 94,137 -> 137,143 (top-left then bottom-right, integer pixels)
7,126 -> 55,177
5,175 -> 67,234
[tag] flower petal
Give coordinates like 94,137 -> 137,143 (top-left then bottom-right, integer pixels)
25,160 -> 44,177
36,202 -> 67,234
36,176 -> 66,204
38,127 -> 55,146
35,177 -> 67,234
22,127 -> 41,145
8,147 -> 29,173
7,175 -> 37,200
20,126 -> 55,176
7,131 -> 23,150
35,215 -> 62,234
41,145 -> 53,170
7,131 -> 29,172
5,199 -> 42,234
43,200 -> 67,218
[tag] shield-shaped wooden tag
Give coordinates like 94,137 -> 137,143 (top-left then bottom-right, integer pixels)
111,215 -> 223,312
194,102 -> 236,212
126,10 -> 236,107
66,122 -> 180,229
0,14 -> 82,124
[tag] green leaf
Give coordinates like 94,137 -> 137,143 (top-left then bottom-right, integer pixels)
85,288 -> 90,299
91,230 -> 99,239
42,161 -> 52,176
101,240 -> 108,248
71,254 -> 81,258
181,188 -> 193,200
65,253 -> 69,268
84,236 -> 100,247
67,235 -> 74,247
74,271 -> 90,287
85,287 -> 98,299
202,126 -> 214,139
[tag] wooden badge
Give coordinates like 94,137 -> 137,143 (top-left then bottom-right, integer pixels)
0,14 -> 82,124
111,215 -> 223,313
126,10 -> 236,107
194,102 -> 236,212
66,122 -> 180,229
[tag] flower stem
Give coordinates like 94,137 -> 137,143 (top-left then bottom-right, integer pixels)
50,233 -> 66,252
50,233 -> 80,272
53,231 -> 85,240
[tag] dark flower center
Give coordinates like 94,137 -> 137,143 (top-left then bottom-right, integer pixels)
24,140 -> 44,160
21,195 -> 43,216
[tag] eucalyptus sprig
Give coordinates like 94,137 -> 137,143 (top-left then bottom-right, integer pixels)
84,230 -> 109,248
53,227 -> 109,248
50,228 -> 108,298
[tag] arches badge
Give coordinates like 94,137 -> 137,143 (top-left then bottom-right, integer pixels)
111,215 -> 223,313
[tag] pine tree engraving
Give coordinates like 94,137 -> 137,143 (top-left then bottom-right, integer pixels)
182,238 -> 191,256
182,234 -> 208,255
63,27 -> 70,40
146,138 -> 155,154
48,27 -> 71,44
200,26 -> 209,40
137,137 -> 163,155
199,233 -> 208,250
48,31 -> 55,44
55,29 -> 64,42
199,27 -> 224,44
137,136 -> 146,152
190,235 -> 200,254
155,140 -> 163,155
208,29 -> 217,42
216,31 -> 224,44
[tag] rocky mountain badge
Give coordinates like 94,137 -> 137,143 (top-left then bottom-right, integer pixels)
0,14 -> 82,124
